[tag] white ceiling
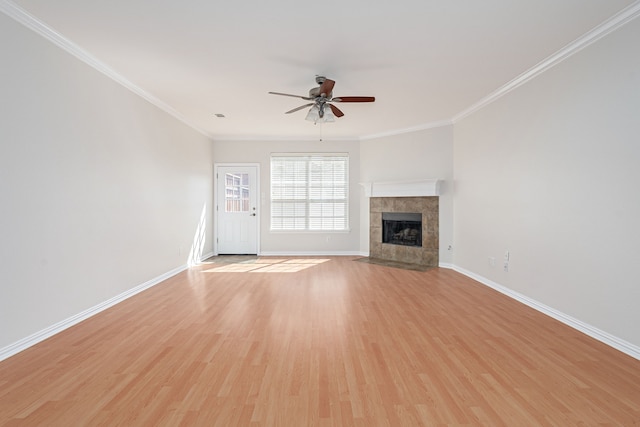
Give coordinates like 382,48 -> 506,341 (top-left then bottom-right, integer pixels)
5,0 -> 638,141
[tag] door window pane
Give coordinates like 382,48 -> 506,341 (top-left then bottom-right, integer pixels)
225,173 -> 250,212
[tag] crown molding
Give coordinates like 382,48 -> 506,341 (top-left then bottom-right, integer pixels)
452,0 -> 640,123
0,0 -> 213,140
3,0 -> 639,140
211,134 -> 360,143
359,119 -> 453,141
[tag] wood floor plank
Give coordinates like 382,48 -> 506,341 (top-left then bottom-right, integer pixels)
1,256 -> 639,426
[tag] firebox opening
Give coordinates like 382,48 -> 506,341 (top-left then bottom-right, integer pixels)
382,212 -> 422,247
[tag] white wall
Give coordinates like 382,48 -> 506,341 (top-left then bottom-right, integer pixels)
0,14 -> 213,350
359,126 -> 454,263
212,139 -> 361,254
3,2 -> 637,360
453,17 -> 640,347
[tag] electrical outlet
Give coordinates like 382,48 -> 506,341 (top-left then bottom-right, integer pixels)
503,250 -> 510,272
489,257 -> 495,267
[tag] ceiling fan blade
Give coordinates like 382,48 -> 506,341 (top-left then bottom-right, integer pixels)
285,103 -> 315,114
329,104 -> 344,118
268,91 -> 313,101
332,96 -> 375,103
318,79 -> 335,97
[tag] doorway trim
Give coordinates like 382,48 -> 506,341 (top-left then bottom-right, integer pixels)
213,163 -> 261,256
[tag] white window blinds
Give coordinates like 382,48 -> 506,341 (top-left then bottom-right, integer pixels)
270,154 -> 349,231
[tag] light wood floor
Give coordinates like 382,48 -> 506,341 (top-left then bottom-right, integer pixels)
1,257 -> 639,426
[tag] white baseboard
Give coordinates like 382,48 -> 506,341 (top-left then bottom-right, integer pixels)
258,251 -> 363,257
452,265 -> 640,361
6,257 -> 635,363
438,262 -> 454,269
0,259 -> 208,362
0,251 -> 218,362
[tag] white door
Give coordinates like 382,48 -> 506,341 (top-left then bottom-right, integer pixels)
216,165 -> 259,254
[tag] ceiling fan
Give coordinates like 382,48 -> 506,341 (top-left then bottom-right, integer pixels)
268,76 -> 375,122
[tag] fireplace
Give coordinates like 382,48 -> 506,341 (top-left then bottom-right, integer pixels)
382,212 -> 422,247
362,179 -> 441,267
369,196 -> 439,267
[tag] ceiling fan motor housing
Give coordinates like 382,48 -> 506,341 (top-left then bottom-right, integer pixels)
309,87 -> 332,99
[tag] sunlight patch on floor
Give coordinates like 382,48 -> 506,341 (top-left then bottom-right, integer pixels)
203,258 -> 330,273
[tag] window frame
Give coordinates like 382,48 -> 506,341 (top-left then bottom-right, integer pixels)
270,153 -> 350,232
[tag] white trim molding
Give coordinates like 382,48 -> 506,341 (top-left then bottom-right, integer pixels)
0,0 -> 211,139
0,252 -> 213,362
360,179 -> 442,198
359,120 -> 453,141
452,265 -> 640,361
3,0 -> 639,142
258,251 -> 362,257
452,0 -> 640,123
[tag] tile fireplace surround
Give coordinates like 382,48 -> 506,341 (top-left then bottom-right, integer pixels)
369,196 -> 439,267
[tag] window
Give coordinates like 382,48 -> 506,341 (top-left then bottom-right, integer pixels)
271,154 -> 349,231
224,172 -> 249,212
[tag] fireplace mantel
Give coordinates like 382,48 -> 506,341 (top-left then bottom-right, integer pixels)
360,179 -> 441,198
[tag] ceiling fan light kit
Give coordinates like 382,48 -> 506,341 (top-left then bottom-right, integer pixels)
305,104 -> 335,123
269,76 -> 375,124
